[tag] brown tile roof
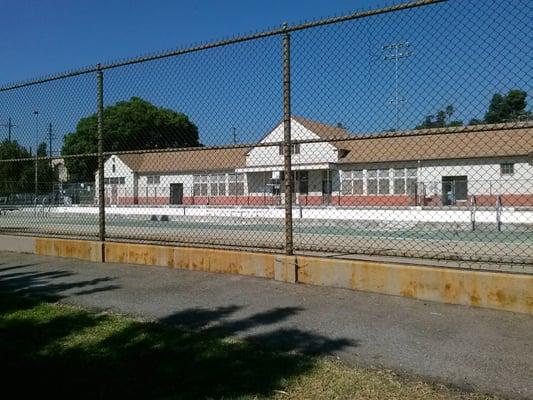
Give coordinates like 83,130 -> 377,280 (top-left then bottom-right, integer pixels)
114,121 -> 532,173
117,146 -> 250,173
337,123 -> 532,164
293,115 -> 352,143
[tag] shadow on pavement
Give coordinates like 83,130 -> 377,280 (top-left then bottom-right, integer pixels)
0,258 -> 357,399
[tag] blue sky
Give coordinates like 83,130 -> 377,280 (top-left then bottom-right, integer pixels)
0,0 -> 531,154
1,0 -> 390,83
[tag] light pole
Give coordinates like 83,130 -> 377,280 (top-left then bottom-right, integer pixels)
383,41 -> 411,131
33,111 -> 39,201
232,126 -> 236,145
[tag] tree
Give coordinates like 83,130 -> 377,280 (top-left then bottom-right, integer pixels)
0,140 -> 55,195
36,143 -> 56,194
415,104 -> 463,129
483,89 -> 530,124
62,97 -> 200,182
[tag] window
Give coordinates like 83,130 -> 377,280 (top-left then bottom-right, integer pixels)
378,169 -> 390,194
228,173 -> 245,196
278,143 -> 300,155
112,164 -> 116,173
210,174 -> 226,196
406,168 -> 417,195
393,169 -> 406,194
500,163 -> 514,176
352,170 -> 364,194
341,171 -> 353,195
103,177 -> 125,185
367,170 -> 378,195
193,175 -> 208,196
341,170 -> 364,195
292,143 -> 300,154
147,175 -> 160,185
393,168 -> 418,195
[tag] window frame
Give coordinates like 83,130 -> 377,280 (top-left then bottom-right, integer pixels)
147,175 -> 160,185
500,163 -> 514,176
278,143 -> 300,155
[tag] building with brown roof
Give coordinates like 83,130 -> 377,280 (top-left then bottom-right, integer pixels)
98,117 -> 533,207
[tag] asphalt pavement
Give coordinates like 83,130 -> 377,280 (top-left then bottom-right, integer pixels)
0,251 -> 531,399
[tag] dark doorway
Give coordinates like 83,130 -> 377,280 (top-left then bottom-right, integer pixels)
442,176 -> 467,205
322,171 -> 332,205
170,183 -> 183,205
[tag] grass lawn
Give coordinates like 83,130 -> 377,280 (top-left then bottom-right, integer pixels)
0,291 -> 496,400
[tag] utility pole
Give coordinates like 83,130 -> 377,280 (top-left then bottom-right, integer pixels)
48,123 -> 53,157
0,118 -> 17,141
33,111 -> 39,200
383,41 -> 411,131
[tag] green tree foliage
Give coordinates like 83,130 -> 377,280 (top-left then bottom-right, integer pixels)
36,143 -> 56,194
482,89 -> 530,124
62,97 -> 200,182
415,104 -> 463,129
0,140 -> 55,195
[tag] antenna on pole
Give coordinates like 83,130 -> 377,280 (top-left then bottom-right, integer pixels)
232,126 -> 237,145
382,41 -> 411,131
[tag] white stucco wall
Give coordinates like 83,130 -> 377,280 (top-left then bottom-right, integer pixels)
419,159 -> 533,196
246,119 -> 339,167
99,153 -> 532,202
137,174 -> 194,198
96,155 -> 136,200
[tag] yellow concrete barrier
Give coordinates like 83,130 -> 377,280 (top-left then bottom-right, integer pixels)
17,235 -> 533,314
297,255 -> 533,314
105,242 -> 276,279
34,237 -> 103,262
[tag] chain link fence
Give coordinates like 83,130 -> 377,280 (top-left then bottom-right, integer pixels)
0,0 -> 531,267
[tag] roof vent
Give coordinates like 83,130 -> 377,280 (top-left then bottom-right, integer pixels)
338,148 -> 349,158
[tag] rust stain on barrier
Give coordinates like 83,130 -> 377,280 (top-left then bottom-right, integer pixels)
401,280 -> 424,298
296,254 -> 533,314
31,237 -> 533,314
488,290 -> 517,307
35,237 -> 101,262
470,289 -> 481,306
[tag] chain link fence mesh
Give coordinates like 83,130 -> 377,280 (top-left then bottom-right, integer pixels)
0,0 -> 531,267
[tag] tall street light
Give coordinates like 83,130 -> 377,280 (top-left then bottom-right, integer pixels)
33,111 -> 39,201
383,41 -> 411,131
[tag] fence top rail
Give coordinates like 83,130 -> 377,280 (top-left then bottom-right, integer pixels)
0,0 -> 446,92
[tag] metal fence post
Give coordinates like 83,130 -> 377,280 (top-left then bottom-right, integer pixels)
282,23 -> 294,255
97,64 -> 105,242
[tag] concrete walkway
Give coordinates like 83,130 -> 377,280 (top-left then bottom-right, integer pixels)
0,251 -> 531,399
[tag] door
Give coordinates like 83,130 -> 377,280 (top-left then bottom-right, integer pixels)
442,176 -> 467,205
170,183 -> 183,205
